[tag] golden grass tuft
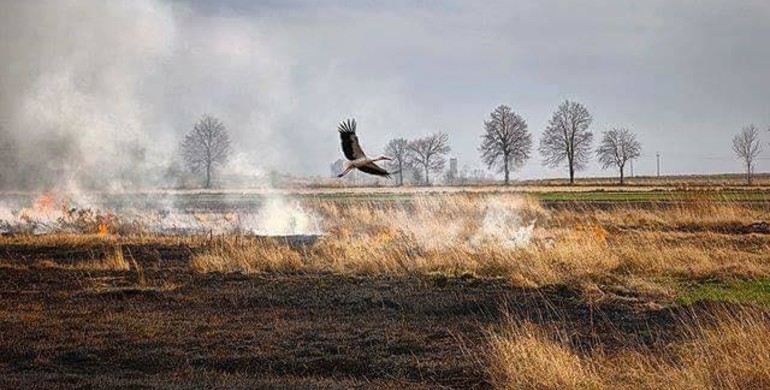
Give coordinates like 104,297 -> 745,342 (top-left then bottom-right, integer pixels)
487,308 -> 770,390
190,238 -> 303,274
668,309 -> 770,389
488,321 -> 603,389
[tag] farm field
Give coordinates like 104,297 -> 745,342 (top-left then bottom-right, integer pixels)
1,188 -> 770,388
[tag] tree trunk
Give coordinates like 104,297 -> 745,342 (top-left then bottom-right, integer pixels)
569,165 -> 575,185
503,154 -> 510,185
619,165 -> 624,185
424,165 -> 430,186
748,163 -> 752,186
398,160 -> 403,186
205,163 -> 211,189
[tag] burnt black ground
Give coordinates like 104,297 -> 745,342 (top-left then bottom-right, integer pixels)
0,242 -> 730,389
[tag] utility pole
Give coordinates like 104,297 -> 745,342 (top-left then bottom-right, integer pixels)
656,152 -> 661,177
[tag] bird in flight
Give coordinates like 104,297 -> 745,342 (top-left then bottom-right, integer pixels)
336,118 -> 393,178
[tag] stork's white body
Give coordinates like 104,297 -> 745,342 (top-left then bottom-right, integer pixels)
336,118 -> 393,178
338,156 -> 390,177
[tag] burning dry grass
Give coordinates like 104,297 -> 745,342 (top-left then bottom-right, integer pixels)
2,192 -> 768,285
487,307 -> 770,389
186,194 -> 770,288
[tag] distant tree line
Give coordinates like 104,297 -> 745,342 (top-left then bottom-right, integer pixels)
484,100 -> 644,185
383,132 -> 451,186
386,100 -> 646,186
389,99 -> 770,187
180,107 -> 768,189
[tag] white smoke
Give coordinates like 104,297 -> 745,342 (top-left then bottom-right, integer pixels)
470,198 -> 537,248
388,195 -> 539,250
130,196 -> 321,236
241,197 -> 321,235
0,0 -> 294,191
0,193 -> 322,236
0,0 -> 329,235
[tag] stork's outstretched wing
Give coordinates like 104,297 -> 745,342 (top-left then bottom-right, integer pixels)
358,161 -> 391,178
338,118 -> 366,160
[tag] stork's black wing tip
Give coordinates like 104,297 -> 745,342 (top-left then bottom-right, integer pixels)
337,118 -> 356,133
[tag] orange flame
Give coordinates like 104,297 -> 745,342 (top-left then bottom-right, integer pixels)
35,193 -> 57,211
97,222 -> 109,235
33,192 -> 68,213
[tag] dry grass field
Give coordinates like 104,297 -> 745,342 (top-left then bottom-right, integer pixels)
1,190 -> 769,388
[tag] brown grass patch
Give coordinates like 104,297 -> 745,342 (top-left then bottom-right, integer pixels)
488,308 -> 770,389
179,194 -> 770,286
33,245 -> 130,271
190,238 -> 303,274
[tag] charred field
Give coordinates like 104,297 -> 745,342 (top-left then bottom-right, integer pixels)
1,189 -> 770,389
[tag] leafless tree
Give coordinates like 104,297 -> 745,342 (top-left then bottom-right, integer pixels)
539,100 -> 593,184
408,133 -> 450,185
181,115 -> 232,189
596,128 -> 642,185
732,124 -> 762,185
479,105 -> 532,185
384,138 -> 411,186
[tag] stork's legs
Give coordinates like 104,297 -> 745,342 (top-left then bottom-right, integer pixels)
337,166 -> 354,177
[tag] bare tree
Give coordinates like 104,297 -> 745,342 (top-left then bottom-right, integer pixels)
596,128 -> 642,185
408,133 -> 450,185
479,105 -> 533,185
539,100 -> 594,184
732,124 -> 762,185
181,115 -> 232,189
384,138 -> 411,186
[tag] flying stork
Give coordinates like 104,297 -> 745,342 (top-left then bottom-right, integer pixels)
336,118 -> 393,178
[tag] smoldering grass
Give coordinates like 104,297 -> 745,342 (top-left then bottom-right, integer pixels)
182,193 -> 770,286
2,192 -> 768,286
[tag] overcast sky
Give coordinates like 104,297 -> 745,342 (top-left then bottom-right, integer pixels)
2,0 -> 770,188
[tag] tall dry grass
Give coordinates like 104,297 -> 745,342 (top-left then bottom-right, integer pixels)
487,308 -> 770,389
190,194 -> 770,286
554,198 -> 765,232
34,244 -> 131,271
4,193 -> 766,285
190,238 -> 302,274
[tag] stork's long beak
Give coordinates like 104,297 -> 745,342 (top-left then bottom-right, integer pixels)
382,156 -> 392,161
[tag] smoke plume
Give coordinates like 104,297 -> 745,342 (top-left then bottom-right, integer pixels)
0,0 -> 293,191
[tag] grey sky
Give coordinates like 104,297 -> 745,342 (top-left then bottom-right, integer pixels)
2,0 -> 769,189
